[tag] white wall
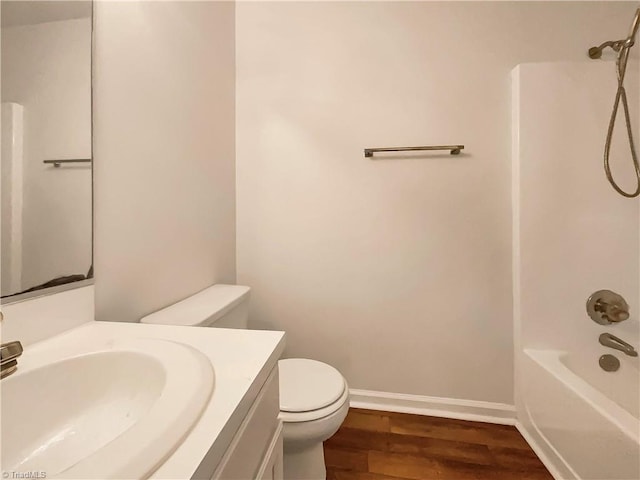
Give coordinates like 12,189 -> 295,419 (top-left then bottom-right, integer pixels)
236,1 -> 639,404
1,18 -> 92,292
0,285 -> 93,346
93,1 -> 236,322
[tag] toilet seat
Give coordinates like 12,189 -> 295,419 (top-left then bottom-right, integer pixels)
279,386 -> 349,423
278,358 -> 348,423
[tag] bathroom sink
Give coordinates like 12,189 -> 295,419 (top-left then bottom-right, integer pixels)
1,338 -> 214,479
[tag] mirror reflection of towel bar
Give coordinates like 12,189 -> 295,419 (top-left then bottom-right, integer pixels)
364,145 -> 464,157
43,159 -> 92,168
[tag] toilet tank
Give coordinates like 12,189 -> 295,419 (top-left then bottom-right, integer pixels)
140,284 -> 251,329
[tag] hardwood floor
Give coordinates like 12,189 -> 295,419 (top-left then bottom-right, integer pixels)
323,409 -> 553,480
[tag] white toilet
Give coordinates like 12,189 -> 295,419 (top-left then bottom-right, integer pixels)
140,284 -> 349,480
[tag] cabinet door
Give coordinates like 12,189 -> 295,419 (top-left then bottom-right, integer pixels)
256,422 -> 283,480
212,368 -> 280,479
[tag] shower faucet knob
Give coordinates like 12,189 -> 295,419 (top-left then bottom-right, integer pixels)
604,304 -> 630,323
587,290 -> 630,325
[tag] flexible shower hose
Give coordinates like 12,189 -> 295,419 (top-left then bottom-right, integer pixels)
603,38 -> 640,198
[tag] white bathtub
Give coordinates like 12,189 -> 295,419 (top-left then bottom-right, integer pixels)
519,348 -> 639,480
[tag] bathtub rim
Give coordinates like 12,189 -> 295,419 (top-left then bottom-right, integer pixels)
523,348 -> 639,444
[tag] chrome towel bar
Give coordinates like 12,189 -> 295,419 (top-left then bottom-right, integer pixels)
364,145 -> 464,157
43,159 -> 92,168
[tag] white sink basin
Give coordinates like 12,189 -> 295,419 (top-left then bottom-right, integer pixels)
1,338 -> 214,479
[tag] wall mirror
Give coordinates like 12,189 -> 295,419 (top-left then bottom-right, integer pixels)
1,1 -> 93,302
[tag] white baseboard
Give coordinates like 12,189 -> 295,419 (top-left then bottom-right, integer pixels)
349,388 -> 516,426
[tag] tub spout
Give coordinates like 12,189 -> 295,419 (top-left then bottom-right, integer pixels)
599,333 -> 638,357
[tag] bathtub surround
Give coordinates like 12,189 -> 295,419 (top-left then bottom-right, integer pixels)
512,62 -> 639,479
235,1 -> 638,407
93,1 -> 236,322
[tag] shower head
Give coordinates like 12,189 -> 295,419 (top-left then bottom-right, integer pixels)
588,47 -> 602,59
588,8 -> 640,58
588,41 -> 623,59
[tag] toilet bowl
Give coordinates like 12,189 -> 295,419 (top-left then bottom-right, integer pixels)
278,358 -> 350,479
140,284 -> 349,480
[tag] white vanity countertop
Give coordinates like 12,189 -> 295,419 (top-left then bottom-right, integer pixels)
22,321 -> 285,479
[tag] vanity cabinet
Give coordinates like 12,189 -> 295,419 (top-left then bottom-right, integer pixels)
211,366 -> 283,480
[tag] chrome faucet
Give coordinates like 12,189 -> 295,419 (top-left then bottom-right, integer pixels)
1,341 -> 24,379
599,333 -> 638,357
0,311 -> 24,379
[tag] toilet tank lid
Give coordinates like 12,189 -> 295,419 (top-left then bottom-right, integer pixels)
140,284 -> 250,326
